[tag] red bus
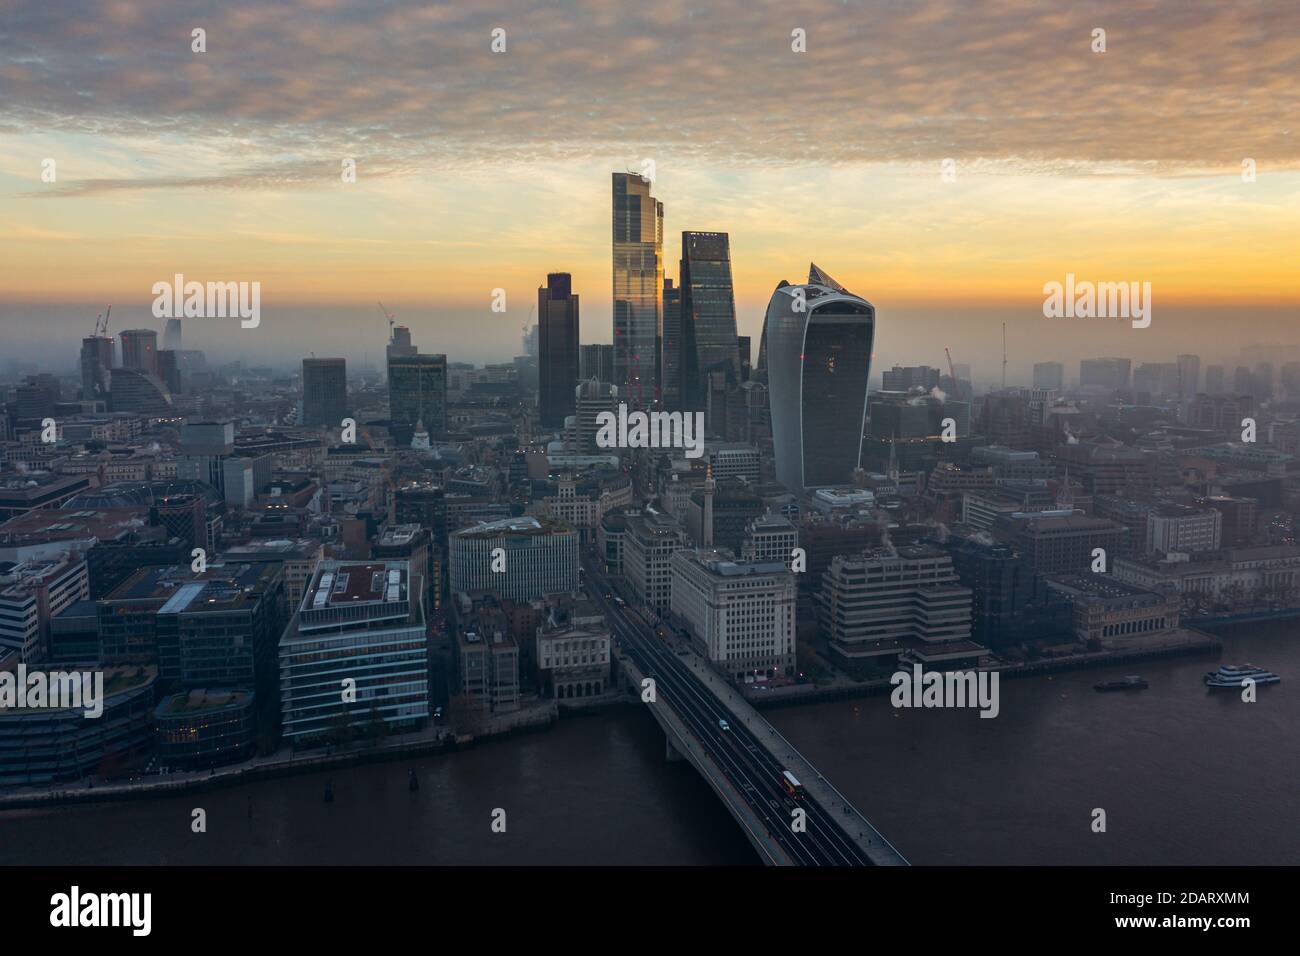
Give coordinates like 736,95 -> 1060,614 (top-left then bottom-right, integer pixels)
781,770 -> 804,798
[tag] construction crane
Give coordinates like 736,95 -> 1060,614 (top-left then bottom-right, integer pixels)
943,345 -> 957,385
378,301 -> 396,342
94,304 -> 112,336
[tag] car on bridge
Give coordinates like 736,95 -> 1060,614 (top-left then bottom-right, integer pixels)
718,719 -> 731,731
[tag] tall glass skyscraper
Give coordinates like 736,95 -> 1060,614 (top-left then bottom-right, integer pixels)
661,277 -> 683,410
679,231 -> 740,413
762,264 -> 875,492
611,172 -> 663,407
538,272 -> 580,428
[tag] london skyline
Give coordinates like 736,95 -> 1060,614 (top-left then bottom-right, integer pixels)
2,0 -> 1298,375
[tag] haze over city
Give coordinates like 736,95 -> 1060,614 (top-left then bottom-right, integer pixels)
3,0 -> 1297,373
1,0 -> 1296,932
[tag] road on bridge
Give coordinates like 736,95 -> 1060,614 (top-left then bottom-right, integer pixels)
584,559 -> 888,866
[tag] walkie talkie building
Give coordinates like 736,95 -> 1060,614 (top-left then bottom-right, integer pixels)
762,264 -> 875,492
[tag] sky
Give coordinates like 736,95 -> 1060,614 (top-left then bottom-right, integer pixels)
1,0 -> 1297,381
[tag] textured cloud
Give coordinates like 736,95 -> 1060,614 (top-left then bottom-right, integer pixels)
3,0 -> 1297,196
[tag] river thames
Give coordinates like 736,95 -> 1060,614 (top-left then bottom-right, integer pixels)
2,622 -> 1295,865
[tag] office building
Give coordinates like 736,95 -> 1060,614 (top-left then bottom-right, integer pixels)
579,344 -> 615,384
119,329 -> 159,376
80,335 -> 115,401
1177,354 -> 1201,399
1032,362 -> 1065,389
819,544 -> 974,673
108,368 -> 173,415
388,353 -> 448,435
538,273 -> 581,428
670,549 -> 796,683
661,277 -> 683,410
0,554 -> 88,664
301,357 -> 348,428
0,665 -> 157,787
679,231 -> 740,415
623,511 -> 687,611
611,172 -> 663,406
448,516 -> 578,601
763,264 -> 875,492
1147,504 -> 1222,554
280,560 -> 428,743
1079,357 -> 1131,390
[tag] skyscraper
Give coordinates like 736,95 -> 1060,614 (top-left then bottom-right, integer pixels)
387,326 -> 417,360
537,273 -> 580,428
388,354 -> 448,435
762,264 -> 875,492
120,329 -> 159,376
1177,354 -> 1201,399
1033,361 -> 1064,389
1080,357 -> 1131,390
79,335 -> 114,400
162,318 -> 183,352
737,335 -> 752,381
1205,364 -> 1226,395
301,357 -> 348,427
661,277 -> 683,409
579,344 -> 615,384
611,172 -> 663,407
679,231 -> 740,413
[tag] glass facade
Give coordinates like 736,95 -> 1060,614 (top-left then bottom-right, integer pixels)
388,354 -> 448,434
611,173 -> 663,407
661,278 -> 683,409
763,266 -> 875,492
538,273 -> 580,428
301,357 -> 347,427
679,231 -> 739,413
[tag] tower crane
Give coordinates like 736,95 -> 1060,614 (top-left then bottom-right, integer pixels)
378,301 -> 396,342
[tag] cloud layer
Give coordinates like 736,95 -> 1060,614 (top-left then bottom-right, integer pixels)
4,0 -> 1297,185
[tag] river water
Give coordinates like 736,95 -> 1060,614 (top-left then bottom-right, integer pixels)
1,622 -> 1295,865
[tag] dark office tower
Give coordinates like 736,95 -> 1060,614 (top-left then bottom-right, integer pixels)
537,273 -> 580,428
679,231 -> 740,413
762,264 -> 875,492
15,375 -> 59,424
120,329 -> 159,376
80,336 -> 114,400
302,357 -> 348,427
579,344 -> 615,384
661,278 -> 683,410
1233,366 -> 1252,394
881,365 -> 941,391
611,172 -> 663,407
737,336 -> 752,381
162,318 -> 183,352
157,349 -> 182,395
1177,354 -> 1201,399
1079,357 -> 1131,390
1033,361 -> 1064,389
1205,365 -> 1225,395
388,354 -> 448,434
388,325 -> 417,360
1253,362 -> 1275,400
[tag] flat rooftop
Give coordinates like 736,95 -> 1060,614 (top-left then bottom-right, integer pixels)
304,562 -> 408,610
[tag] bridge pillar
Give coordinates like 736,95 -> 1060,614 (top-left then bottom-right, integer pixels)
664,733 -> 684,763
